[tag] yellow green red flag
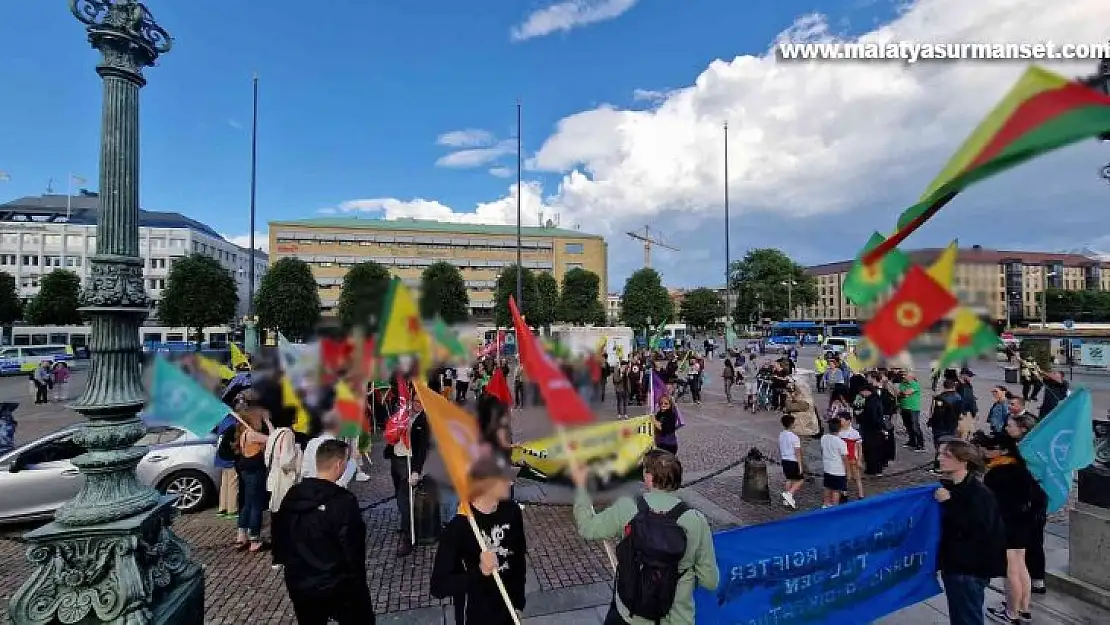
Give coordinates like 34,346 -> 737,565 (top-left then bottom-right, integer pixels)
230,342 -> 250,369
926,241 -> 958,290
864,66 -> 1110,264
378,278 -> 432,368
842,232 -> 910,306
937,308 -> 998,371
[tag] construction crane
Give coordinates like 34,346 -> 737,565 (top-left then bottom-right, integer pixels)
627,226 -> 679,269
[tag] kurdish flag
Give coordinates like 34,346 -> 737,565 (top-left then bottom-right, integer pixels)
864,266 -> 957,357
334,379 -> 365,439
927,241 -> 958,290
843,232 -> 910,306
378,278 -> 432,368
937,308 -> 998,371
863,66 -> 1110,264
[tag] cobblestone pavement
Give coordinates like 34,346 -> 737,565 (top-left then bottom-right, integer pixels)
0,351 -> 1097,622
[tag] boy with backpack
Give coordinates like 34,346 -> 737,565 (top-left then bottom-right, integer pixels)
570,450 -> 719,624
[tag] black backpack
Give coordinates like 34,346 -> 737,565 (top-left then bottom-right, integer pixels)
215,429 -> 238,463
615,496 -> 690,622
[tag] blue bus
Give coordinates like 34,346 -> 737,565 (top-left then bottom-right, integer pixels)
767,321 -> 823,345
825,323 -> 862,338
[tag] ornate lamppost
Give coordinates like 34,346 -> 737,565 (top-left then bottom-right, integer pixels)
9,2 -> 203,624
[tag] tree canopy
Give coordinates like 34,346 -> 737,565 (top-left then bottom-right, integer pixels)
418,262 -> 470,324
729,249 -> 816,322
337,261 -> 393,332
0,273 -> 22,325
493,265 -> 538,327
159,254 -> 238,346
25,270 -> 83,325
679,287 -> 726,332
532,271 -> 560,329
620,268 -> 673,331
559,267 -> 606,325
256,257 -> 321,341
1044,288 -> 1110,322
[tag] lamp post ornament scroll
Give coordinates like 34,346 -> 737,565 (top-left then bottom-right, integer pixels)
9,2 -> 204,624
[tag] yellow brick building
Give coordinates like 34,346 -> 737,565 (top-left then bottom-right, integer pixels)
803,245 -> 1110,325
268,217 -> 608,318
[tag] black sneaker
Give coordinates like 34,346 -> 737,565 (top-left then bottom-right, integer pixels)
987,605 -> 1019,624
1031,579 -> 1046,594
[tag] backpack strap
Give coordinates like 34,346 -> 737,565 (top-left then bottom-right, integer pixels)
634,495 -> 650,515
665,501 -> 690,521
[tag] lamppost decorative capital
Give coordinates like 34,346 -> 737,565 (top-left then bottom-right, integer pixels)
71,0 -> 172,81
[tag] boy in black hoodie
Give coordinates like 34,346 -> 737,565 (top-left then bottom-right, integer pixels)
273,439 -> 375,625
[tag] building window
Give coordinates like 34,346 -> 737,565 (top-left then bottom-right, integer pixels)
65,234 -> 83,248
22,234 -> 39,245
151,258 -> 167,269
0,255 -> 14,266
564,243 -> 584,254
44,255 -> 63,267
20,255 -> 38,266
43,235 -> 62,246
65,257 -> 82,268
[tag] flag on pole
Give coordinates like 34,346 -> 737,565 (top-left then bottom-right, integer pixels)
413,381 -> 481,515
864,266 -> 957,357
378,278 -> 432,367
334,379 -> 366,439
431,317 -> 467,361
843,232 -> 910,306
282,376 -> 312,434
926,241 -> 959,290
195,353 -> 235,381
510,296 -> 595,425
146,358 -> 231,436
651,370 -> 685,427
936,308 -> 998,371
486,367 -> 513,406
70,173 -> 87,186
1018,387 -> 1095,513
229,342 -> 250,369
864,66 -> 1110,264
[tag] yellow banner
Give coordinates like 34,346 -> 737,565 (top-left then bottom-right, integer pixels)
512,416 -> 655,488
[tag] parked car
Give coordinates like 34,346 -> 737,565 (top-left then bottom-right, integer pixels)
0,424 -> 220,524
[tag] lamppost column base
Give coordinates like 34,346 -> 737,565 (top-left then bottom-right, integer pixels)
8,497 -> 204,625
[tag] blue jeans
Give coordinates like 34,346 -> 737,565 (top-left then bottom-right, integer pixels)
942,572 -> 987,625
237,466 -> 267,540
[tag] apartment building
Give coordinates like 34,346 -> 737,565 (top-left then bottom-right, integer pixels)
0,193 -> 267,317
803,245 -> 1110,324
268,217 -> 608,319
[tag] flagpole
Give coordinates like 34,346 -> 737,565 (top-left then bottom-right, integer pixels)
406,454 -> 415,546
465,515 -> 523,625
723,121 -> 732,353
515,100 -> 523,309
247,73 -> 259,339
66,173 -> 73,220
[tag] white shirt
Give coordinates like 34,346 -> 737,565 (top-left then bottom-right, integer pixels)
821,434 -> 849,476
456,368 -> 471,383
778,430 -> 801,462
300,433 -> 356,488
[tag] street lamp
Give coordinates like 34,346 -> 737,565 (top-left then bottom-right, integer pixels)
10,2 -> 203,624
781,280 -> 797,320
1042,270 -> 1057,328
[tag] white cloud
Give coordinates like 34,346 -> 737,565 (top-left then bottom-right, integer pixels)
436,140 -> 515,168
222,232 -> 269,253
227,119 -> 243,130
333,183 -> 546,227
436,128 -> 495,147
632,88 -> 668,103
343,0 -> 1110,287
489,167 -> 514,178
511,0 -> 639,42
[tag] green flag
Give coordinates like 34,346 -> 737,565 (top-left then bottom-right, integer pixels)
648,320 -> 668,348
842,232 -> 910,306
431,317 -> 467,360
936,308 -> 999,371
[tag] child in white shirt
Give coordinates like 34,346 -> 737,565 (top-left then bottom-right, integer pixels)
778,414 -> 805,509
819,418 -> 849,508
836,412 -> 864,500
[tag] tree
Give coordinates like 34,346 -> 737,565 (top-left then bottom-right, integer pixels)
256,257 -> 320,341
680,287 -> 726,333
418,262 -> 470,323
559,268 -> 606,326
493,265 -> 538,327
24,270 -> 82,325
1044,288 -> 1110,322
532,272 -> 560,330
728,249 -> 816,323
0,273 -> 22,325
620,268 -> 673,332
158,254 -> 238,348
337,261 -> 393,332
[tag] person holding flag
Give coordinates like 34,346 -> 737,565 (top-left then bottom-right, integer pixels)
384,382 -> 430,558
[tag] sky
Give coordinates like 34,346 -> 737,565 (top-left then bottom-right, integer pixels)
2,0 -> 1110,290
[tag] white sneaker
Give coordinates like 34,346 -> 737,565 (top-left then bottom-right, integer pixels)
781,492 -> 796,509
355,471 -> 371,482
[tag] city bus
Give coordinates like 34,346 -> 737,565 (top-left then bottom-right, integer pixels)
767,321 -> 823,345
825,323 -> 862,338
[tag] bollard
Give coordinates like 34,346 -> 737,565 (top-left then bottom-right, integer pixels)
413,475 -> 443,546
741,447 -> 771,503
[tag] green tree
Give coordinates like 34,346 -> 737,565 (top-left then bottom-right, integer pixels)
620,268 -> 673,332
1045,288 -> 1110,322
418,262 -> 470,324
679,287 -> 726,333
559,267 -> 606,325
532,271 -> 560,330
337,261 -> 393,332
158,254 -> 238,349
0,273 -> 22,325
493,265 -> 538,327
25,270 -> 82,325
729,249 -> 816,322
256,257 -> 320,341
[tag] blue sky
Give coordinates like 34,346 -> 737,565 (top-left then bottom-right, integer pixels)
3,0 -> 1110,287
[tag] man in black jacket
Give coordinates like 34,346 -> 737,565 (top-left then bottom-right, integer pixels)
1038,369 -> 1070,418
273,439 -> 375,625
385,394 -> 430,557
928,378 -> 963,474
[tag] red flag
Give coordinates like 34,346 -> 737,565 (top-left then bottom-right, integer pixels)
509,296 -> 595,425
864,265 -> 958,357
384,373 -> 412,447
320,337 -> 353,384
487,367 -> 513,406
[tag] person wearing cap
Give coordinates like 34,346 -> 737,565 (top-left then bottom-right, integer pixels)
431,456 -> 527,625
928,378 -> 963,474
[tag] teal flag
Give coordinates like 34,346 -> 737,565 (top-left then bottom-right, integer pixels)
146,357 -> 232,436
1018,387 -> 1096,513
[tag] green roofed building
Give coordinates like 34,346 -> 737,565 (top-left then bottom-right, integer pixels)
268,217 -> 608,319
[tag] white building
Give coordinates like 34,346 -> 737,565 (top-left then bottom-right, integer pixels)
606,292 -> 622,324
0,192 -> 267,318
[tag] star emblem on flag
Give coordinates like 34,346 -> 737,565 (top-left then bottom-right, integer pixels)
895,302 -> 923,327
406,315 -> 420,335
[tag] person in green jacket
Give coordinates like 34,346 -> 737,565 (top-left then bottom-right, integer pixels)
570,450 -> 719,625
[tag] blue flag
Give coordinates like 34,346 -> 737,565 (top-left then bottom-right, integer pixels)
146,357 -> 232,436
695,485 -> 942,625
1018,387 -> 1095,513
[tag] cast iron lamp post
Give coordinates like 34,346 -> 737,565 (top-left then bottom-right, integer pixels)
9,2 -> 203,623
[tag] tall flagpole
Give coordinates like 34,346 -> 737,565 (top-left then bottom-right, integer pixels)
723,122 -> 731,352
515,101 -> 523,309
248,73 -> 259,316
66,173 -> 72,221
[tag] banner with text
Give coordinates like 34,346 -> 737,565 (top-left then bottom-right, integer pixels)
695,485 -> 942,625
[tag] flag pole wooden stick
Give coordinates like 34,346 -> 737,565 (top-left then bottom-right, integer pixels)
464,513 -> 522,625
406,453 -> 416,546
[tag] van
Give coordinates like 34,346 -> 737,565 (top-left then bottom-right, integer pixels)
0,345 -> 75,375
822,337 -> 859,354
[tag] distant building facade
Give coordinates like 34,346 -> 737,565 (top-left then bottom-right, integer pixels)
0,193 -> 267,318
804,244 -> 1110,324
268,217 -> 608,320
606,292 -> 622,324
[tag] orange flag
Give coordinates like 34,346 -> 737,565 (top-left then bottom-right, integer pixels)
413,381 -> 482,515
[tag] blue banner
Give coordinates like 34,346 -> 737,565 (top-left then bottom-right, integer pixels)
695,485 -> 942,625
